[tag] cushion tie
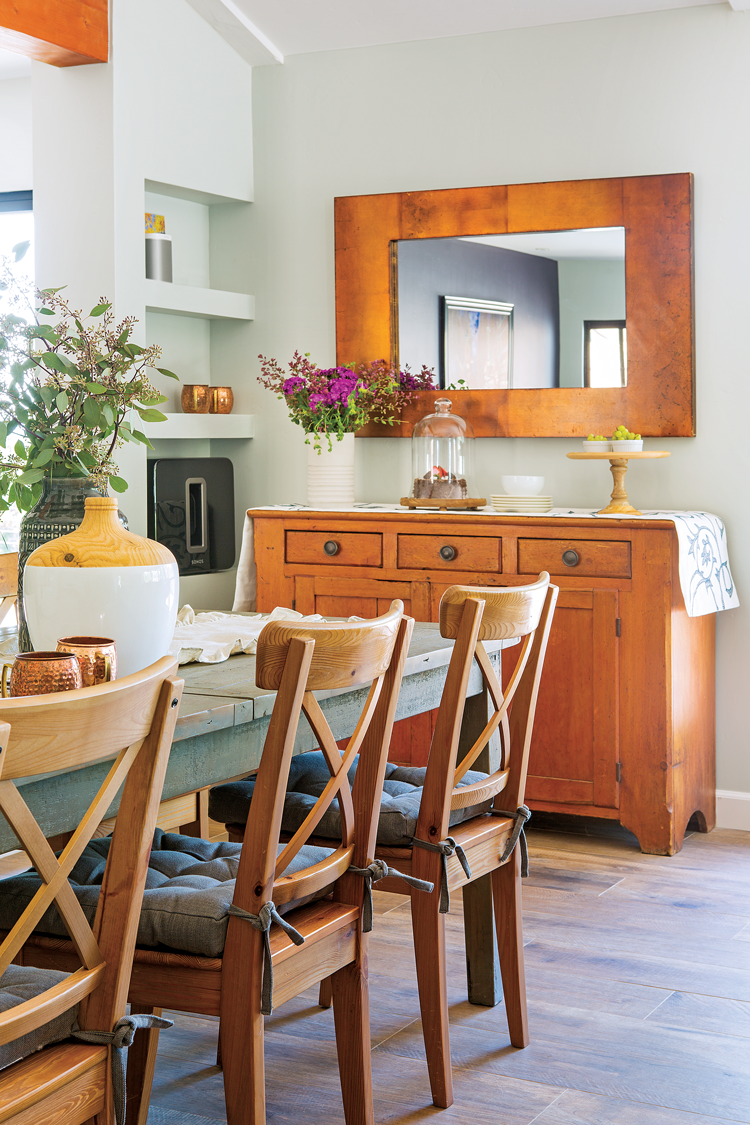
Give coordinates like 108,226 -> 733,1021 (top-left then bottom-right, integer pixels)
411,835 -> 472,913
73,1013 -> 173,1125
349,860 -> 434,932
494,805 -> 532,877
228,901 -> 305,1015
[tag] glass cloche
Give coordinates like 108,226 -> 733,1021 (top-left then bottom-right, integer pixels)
410,398 -> 475,501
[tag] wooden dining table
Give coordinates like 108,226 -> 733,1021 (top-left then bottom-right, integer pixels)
2,623 -> 516,1008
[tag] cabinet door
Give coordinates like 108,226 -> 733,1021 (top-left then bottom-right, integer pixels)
509,587 -> 620,811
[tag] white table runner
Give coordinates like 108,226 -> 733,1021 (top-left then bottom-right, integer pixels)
232,505 -> 739,620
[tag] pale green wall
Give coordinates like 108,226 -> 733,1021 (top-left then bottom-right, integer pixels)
246,4 -> 750,791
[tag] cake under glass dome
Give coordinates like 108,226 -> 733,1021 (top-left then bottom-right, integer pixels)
410,398 -> 475,501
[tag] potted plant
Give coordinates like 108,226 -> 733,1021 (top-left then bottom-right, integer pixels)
0,248 -> 178,648
258,351 -> 434,504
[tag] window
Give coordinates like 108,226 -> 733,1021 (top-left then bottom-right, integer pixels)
584,319 -> 626,388
0,190 -> 33,556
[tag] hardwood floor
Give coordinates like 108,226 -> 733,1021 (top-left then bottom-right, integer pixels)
145,818 -> 750,1124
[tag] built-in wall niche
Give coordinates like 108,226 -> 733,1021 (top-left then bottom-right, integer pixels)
142,179 -> 254,415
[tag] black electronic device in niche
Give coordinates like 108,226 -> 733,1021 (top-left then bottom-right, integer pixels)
147,457 -> 235,576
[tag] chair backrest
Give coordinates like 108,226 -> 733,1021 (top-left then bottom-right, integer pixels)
232,602 -> 413,914
0,656 -> 182,1050
416,575 -> 558,841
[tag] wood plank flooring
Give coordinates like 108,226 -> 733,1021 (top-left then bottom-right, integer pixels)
145,818 -> 750,1124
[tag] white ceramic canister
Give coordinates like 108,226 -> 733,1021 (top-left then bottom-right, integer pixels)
24,497 -> 178,677
307,431 -> 355,506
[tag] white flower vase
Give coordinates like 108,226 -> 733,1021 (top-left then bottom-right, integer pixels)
307,432 -> 355,507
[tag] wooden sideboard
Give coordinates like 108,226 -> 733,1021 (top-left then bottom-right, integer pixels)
250,509 -> 716,855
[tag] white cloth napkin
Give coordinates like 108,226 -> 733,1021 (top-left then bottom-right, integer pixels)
169,605 -> 324,665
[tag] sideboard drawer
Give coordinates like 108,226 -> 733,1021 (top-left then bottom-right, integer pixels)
285,530 -> 382,567
398,534 -> 502,573
518,537 -> 631,578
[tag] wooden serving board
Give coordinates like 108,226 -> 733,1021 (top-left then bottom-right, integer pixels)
400,497 -> 487,511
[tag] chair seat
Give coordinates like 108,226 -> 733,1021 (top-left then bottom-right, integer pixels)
0,830 -> 334,960
0,964 -> 78,1072
210,752 -> 493,846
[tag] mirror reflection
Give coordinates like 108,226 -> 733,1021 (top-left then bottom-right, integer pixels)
397,226 -> 626,390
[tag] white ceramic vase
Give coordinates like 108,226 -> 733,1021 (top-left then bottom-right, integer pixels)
23,497 -> 179,678
307,432 -> 355,506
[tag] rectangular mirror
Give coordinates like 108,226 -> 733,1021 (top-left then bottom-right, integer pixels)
399,227 -> 626,391
334,174 -> 694,438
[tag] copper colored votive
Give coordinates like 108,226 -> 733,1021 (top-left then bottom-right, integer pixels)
181,385 -> 210,413
208,386 -> 234,414
56,636 -> 117,687
1,652 -> 83,697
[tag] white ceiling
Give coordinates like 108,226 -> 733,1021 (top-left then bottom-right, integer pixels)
214,0 -> 742,60
1,0 -> 747,77
462,226 -> 626,261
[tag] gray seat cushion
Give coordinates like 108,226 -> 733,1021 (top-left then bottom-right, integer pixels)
0,964 -> 78,1072
0,829 -> 333,960
209,752 -> 493,846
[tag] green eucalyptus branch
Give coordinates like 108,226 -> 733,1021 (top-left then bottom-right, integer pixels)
0,253 -> 179,512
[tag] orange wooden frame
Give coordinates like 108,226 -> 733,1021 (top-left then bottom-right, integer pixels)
0,0 -> 108,66
335,173 -> 694,439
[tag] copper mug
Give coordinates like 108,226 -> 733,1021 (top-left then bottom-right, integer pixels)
56,636 -> 117,687
208,386 -> 234,414
181,385 -> 210,413
1,652 -> 83,697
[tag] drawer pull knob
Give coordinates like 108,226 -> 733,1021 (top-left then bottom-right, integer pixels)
439,545 -> 457,562
323,540 -> 340,556
562,549 -> 580,567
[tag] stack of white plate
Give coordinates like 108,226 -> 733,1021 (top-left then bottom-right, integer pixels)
491,494 -> 553,513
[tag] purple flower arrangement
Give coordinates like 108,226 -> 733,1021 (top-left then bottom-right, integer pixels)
258,352 -> 435,451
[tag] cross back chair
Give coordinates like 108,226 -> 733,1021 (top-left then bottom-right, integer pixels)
0,655 -> 182,1125
374,574 -> 558,1108
108,602 -> 414,1125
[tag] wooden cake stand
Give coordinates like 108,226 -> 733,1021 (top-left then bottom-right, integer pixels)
567,451 -> 670,516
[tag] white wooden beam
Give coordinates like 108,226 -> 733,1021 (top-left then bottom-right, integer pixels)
183,0 -> 283,66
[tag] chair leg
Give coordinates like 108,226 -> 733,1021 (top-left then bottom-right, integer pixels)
220,936 -> 267,1125
491,848 -> 529,1048
319,976 -> 333,1008
411,887 -> 453,1108
331,949 -> 374,1125
125,1005 -> 162,1125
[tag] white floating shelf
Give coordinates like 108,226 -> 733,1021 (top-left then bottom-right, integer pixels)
142,414 -> 255,440
144,279 -> 254,321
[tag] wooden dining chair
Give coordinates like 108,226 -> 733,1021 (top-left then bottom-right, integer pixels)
0,655 -> 182,1125
129,603 -> 414,1125
15,603 -> 415,1125
373,575 -> 558,1107
213,573 -> 557,1111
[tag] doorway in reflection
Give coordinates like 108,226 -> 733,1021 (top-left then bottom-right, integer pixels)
397,226 -> 626,390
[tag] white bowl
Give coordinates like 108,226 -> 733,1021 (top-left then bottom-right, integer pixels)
610,439 -> 643,452
500,475 -> 545,497
581,440 -> 611,452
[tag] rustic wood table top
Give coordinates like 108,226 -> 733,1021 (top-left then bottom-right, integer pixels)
1,625 -> 513,851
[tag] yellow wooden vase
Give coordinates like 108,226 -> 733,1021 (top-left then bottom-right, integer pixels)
23,497 -> 179,677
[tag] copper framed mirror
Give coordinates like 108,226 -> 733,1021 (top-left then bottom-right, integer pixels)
334,173 -> 694,438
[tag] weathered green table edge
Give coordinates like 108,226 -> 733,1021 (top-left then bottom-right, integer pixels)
7,623 -> 514,1007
